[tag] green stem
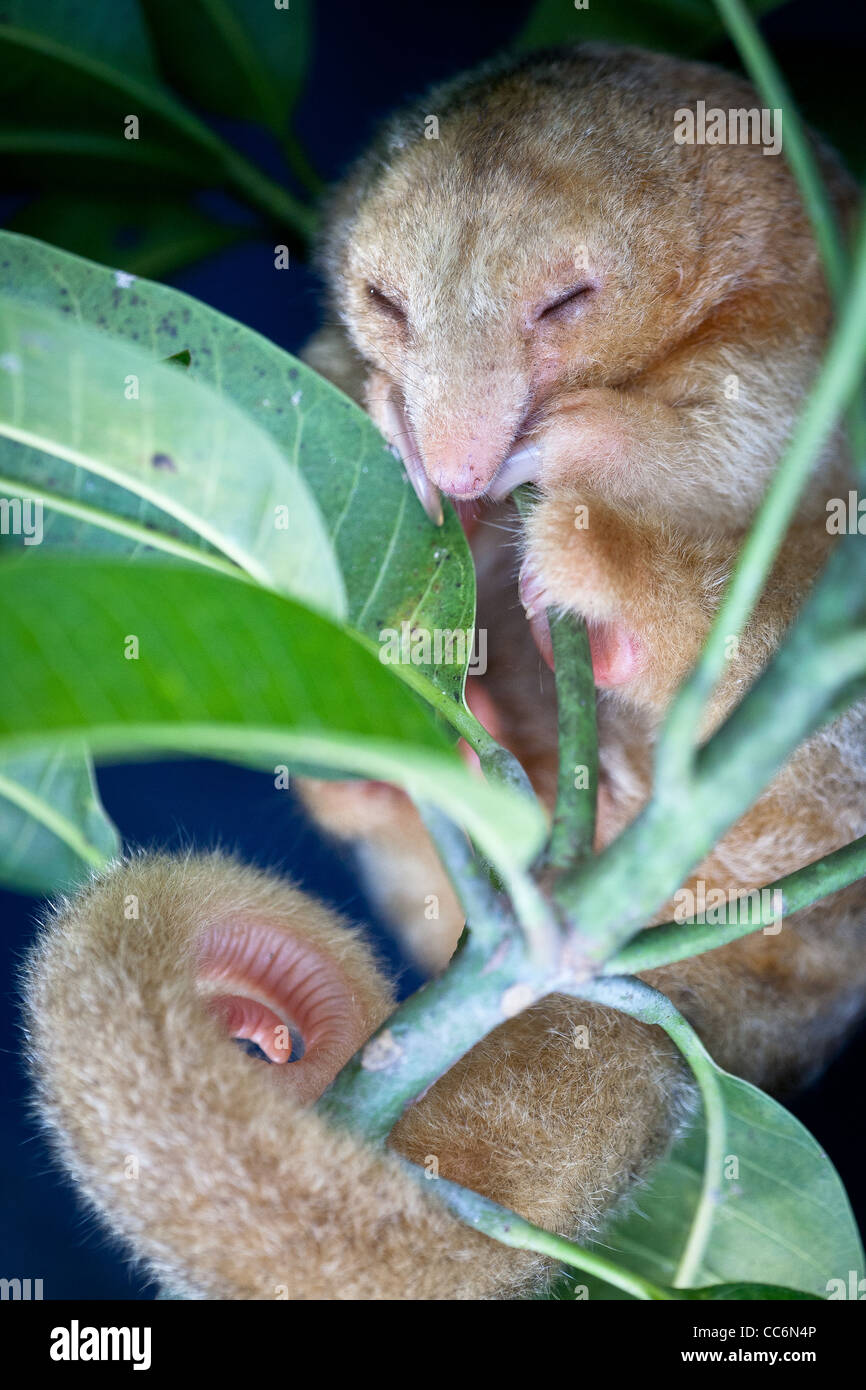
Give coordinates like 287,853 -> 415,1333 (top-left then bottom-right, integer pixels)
423,1169 -> 673,1300
605,832 -> 866,975
555,531 -> 866,970
317,933 -> 544,1143
361,644 -> 537,804
0,130 -> 205,178
349,634 -> 557,952
416,803 -> 511,946
474,722 -> 537,800
281,130 -> 326,200
511,485 -> 599,872
185,0 -> 325,200
546,612 -> 598,872
214,142 -> 317,242
712,0 -> 866,485
420,800 -> 560,967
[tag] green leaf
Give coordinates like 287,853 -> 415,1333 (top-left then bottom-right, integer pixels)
516,0 -> 784,56
684,1282 -> 820,1300
0,232 -> 477,719
584,1061 -> 863,1299
0,747 -> 119,895
0,558 -> 545,875
7,195 -> 246,279
435,1169 -> 825,1302
0,0 -> 207,145
0,0 -> 162,84
0,3 -> 317,240
0,130 -> 206,193
569,979 -> 863,1300
547,1274 -> 817,1299
0,0 -> 217,171
140,0 -> 311,134
0,241 -> 345,619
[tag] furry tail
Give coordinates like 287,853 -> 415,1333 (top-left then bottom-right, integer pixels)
22,852 -> 689,1299
21,852 -> 551,1298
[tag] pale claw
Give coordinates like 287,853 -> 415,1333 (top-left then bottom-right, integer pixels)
488,443 -> 541,502
380,391 -> 444,525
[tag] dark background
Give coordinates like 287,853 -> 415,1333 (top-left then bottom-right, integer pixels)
1,0 -> 864,1298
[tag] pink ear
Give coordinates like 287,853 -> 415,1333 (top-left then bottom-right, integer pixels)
197,921 -> 368,1104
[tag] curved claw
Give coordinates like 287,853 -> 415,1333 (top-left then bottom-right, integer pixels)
380,390 -> 444,525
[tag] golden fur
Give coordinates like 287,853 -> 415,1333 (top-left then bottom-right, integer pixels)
299,38 -> 866,1190
22,44 -> 866,1299
300,47 -> 866,1088
23,853 -> 689,1298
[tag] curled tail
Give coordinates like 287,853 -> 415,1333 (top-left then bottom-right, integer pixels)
22,852 -> 687,1299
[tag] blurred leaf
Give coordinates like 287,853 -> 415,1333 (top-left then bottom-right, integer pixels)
0,747 -> 118,895
0,0 -> 223,173
141,0 -> 311,133
0,0 -> 160,81
7,195 -> 246,278
0,233 -> 477,713
0,559 -> 546,874
0,131 -> 205,194
516,0 -> 785,56
583,1065 -> 863,1298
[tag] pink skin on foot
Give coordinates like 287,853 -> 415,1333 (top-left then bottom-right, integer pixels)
197,921 -> 367,1104
518,560 -> 644,687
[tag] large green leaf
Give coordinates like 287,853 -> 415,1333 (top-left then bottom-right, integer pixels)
516,0 -> 785,54
0,747 -> 119,895
0,292 -> 344,617
0,558 -> 545,875
140,0 -> 311,134
582,1061 -> 863,1299
0,233 -> 477,714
